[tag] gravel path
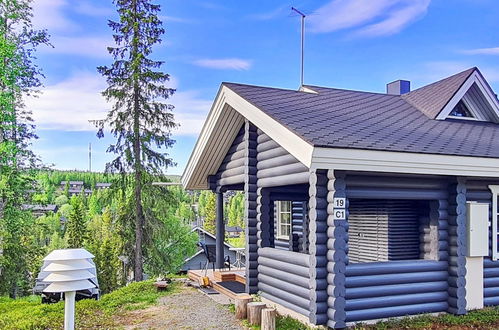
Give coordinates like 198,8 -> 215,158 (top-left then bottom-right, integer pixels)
122,286 -> 244,330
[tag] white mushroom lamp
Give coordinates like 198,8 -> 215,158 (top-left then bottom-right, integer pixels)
42,249 -> 97,330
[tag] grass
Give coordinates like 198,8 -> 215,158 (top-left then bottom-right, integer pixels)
352,306 -> 499,329
231,302 -> 499,330
0,280 -> 181,330
228,303 -> 312,330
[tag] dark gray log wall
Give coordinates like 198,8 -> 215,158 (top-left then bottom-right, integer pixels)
308,170 -> 329,325
244,121 -> 259,293
258,247 -> 311,316
344,261 -> 449,322
466,179 -> 499,306
484,259 -> 499,306
447,178 -> 467,314
327,170 -> 348,329
256,130 -> 309,188
216,125 -> 246,187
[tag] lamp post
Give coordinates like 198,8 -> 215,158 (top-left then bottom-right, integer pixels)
42,249 -> 97,330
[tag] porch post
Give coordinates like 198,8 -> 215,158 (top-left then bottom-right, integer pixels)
216,190 -> 225,269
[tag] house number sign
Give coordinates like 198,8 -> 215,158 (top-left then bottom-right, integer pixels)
333,197 -> 346,220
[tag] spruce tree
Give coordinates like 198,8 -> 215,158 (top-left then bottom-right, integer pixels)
65,196 -> 86,248
97,0 -> 176,281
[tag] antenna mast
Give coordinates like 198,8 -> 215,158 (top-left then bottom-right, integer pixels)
88,143 -> 92,172
291,7 -> 306,86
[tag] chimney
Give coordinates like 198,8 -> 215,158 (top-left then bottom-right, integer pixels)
387,80 -> 410,95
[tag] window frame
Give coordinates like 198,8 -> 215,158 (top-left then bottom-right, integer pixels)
488,185 -> 499,260
276,200 -> 292,240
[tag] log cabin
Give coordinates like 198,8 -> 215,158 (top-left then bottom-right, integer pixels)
182,67 -> 499,328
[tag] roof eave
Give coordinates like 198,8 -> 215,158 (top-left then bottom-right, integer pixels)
182,84 -> 313,190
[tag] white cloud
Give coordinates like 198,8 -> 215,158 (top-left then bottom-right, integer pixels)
462,47 -> 499,55
32,0 -> 77,32
26,71 -> 109,131
193,58 -> 252,71
41,35 -> 112,58
26,72 -> 212,136
309,0 -> 431,36
161,15 -> 196,24
356,0 -> 430,36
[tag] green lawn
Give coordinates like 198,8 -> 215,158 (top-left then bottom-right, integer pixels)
352,306 -> 499,329
0,280 -> 180,330
236,305 -> 499,330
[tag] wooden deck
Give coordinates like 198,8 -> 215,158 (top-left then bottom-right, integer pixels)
188,268 -> 246,300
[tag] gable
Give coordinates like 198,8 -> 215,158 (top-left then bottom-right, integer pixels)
182,84 -> 313,190
436,71 -> 499,122
402,68 -> 475,119
402,67 -> 499,122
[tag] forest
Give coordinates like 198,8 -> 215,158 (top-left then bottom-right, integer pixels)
1,169 -> 245,297
0,0 -> 246,299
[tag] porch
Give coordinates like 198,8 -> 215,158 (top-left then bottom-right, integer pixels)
187,268 -> 246,300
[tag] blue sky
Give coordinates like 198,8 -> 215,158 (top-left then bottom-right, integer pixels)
28,0 -> 499,175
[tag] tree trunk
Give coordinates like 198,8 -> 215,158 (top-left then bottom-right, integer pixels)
261,308 -> 276,330
131,0 -> 144,282
235,294 -> 253,319
247,302 -> 266,325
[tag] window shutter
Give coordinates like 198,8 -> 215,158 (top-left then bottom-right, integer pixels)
349,200 -> 420,263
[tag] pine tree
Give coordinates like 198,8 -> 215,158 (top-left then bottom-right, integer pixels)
65,196 -> 86,248
97,0 -> 177,281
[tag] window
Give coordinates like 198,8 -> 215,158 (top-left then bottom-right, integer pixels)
449,100 -> 474,118
277,201 -> 292,240
489,185 -> 499,260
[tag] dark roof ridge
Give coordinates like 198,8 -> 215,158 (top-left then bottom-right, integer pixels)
222,82 -> 309,94
302,84 -> 401,97
223,81 -> 401,98
401,67 -> 477,119
407,67 -> 476,94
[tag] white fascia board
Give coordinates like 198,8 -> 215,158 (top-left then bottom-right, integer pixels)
181,86 -> 224,189
312,147 -> 499,177
223,87 -> 313,167
437,71 -> 499,121
182,85 -> 313,190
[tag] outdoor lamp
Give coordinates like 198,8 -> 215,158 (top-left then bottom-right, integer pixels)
42,249 -> 97,330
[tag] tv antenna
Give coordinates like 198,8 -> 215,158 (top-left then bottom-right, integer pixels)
291,7 -> 306,86
88,143 -> 92,172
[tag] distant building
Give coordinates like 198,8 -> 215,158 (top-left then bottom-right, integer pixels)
225,226 -> 244,238
95,183 -> 111,190
68,189 -> 92,197
23,204 -> 58,217
181,226 -> 241,271
60,181 -> 84,190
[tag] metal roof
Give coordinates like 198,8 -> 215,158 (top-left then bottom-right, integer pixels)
222,68 -> 499,159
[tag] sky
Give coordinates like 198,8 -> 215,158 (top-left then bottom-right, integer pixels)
27,0 -> 499,175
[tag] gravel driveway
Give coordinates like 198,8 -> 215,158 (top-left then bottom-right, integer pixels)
122,286 -> 244,329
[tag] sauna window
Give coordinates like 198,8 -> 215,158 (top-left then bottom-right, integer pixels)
348,199 -> 423,263
449,100 -> 475,119
277,201 -> 292,240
